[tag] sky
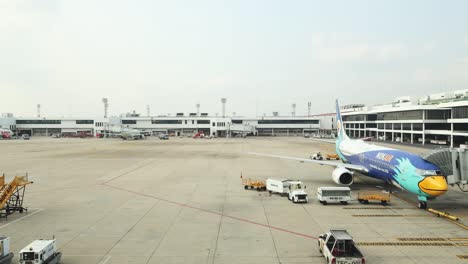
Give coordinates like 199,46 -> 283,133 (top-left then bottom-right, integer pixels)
1,0 -> 468,118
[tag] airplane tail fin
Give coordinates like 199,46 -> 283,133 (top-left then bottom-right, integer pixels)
335,100 -> 349,141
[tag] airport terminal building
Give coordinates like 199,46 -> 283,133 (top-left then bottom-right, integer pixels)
2,90 -> 468,146
0,113 -> 322,138
342,90 -> 468,147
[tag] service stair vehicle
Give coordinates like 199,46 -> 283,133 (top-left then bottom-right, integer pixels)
0,174 -> 33,219
19,239 -> 61,264
358,191 -> 390,205
317,187 -> 351,205
241,175 -> 266,191
0,237 -> 13,264
266,178 -> 308,203
318,230 -> 365,264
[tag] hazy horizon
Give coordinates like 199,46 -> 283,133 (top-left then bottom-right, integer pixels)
2,0 -> 468,118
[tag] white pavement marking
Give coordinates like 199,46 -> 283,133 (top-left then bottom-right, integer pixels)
98,255 -> 111,264
0,209 -> 44,229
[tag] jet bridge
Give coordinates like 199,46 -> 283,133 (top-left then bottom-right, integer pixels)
422,148 -> 468,191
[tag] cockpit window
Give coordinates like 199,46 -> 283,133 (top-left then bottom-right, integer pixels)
416,169 -> 442,176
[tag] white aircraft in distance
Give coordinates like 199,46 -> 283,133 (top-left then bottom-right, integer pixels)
251,100 -> 448,209
120,128 -> 145,140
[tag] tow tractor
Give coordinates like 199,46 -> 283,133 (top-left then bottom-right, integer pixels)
310,152 -> 340,160
19,239 -> 61,264
318,230 -> 365,264
266,178 -> 308,203
310,152 -> 324,160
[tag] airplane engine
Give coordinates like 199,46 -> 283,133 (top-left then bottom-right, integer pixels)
332,167 -> 354,185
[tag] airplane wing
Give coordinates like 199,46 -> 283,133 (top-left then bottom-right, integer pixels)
249,152 -> 368,173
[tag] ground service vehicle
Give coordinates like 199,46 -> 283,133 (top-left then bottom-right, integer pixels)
0,237 -> 13,264
19,239 -> 61,264
21,134 -> 30,140
358,191 -> 390,205
318,230 -> 365,264
241,176 -> 266,191
310,152 -> 323,160
317,187 -> 351,205
193,131 -> 205,138
159,134 -> 169,140
326,154 -> 340,160
266,178 -> 308,203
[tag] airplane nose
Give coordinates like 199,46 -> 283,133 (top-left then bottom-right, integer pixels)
418,176 -> 448,196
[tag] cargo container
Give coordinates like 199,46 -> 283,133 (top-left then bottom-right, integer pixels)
0,236 -> 13,264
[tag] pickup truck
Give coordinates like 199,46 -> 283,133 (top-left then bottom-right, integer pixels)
318,230 -> 365,264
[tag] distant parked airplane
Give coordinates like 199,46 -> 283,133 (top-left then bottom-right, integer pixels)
120,128 -> 145,140
251,100 -> 448,209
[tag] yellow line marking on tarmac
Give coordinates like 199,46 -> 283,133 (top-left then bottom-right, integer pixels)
357,242 -> 458,246
343,207 -> 411,210
397,238 -> 447,241
391,193 -> 468,230
353,214 -> 404,217
445,218 -> 468,230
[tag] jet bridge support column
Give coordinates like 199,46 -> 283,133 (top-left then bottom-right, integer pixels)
448,148 -> 468,188
450,123 -> 454,148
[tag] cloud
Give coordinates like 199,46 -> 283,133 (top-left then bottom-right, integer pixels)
413,57 -> 468,82
311,32 -> 406,63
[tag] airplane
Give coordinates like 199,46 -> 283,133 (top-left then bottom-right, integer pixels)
120,128 -> 145,140
0,129 -> 13,139
251,100 -> 448,209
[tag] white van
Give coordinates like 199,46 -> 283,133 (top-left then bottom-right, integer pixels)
317,187 -> 351,205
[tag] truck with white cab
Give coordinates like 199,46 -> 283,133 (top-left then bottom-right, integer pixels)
266,178 -> 308,203
318,230 -> 365,264
19,239 -> 61,264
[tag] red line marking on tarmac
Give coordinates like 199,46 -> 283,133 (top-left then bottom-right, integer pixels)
101,183 -> 318,240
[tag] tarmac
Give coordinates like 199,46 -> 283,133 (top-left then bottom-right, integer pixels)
0,137 -> 467,264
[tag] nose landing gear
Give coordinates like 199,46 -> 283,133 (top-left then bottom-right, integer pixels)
418,201 -> 427,209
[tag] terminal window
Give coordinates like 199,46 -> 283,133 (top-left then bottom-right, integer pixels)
453,106 -> 468,119
258,120 -> 319,124
122,120 -> 137,124
377,110 -> 422,120
152,120 -> 182,124
76,120 -> 94,124
16,120 -> 61,125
